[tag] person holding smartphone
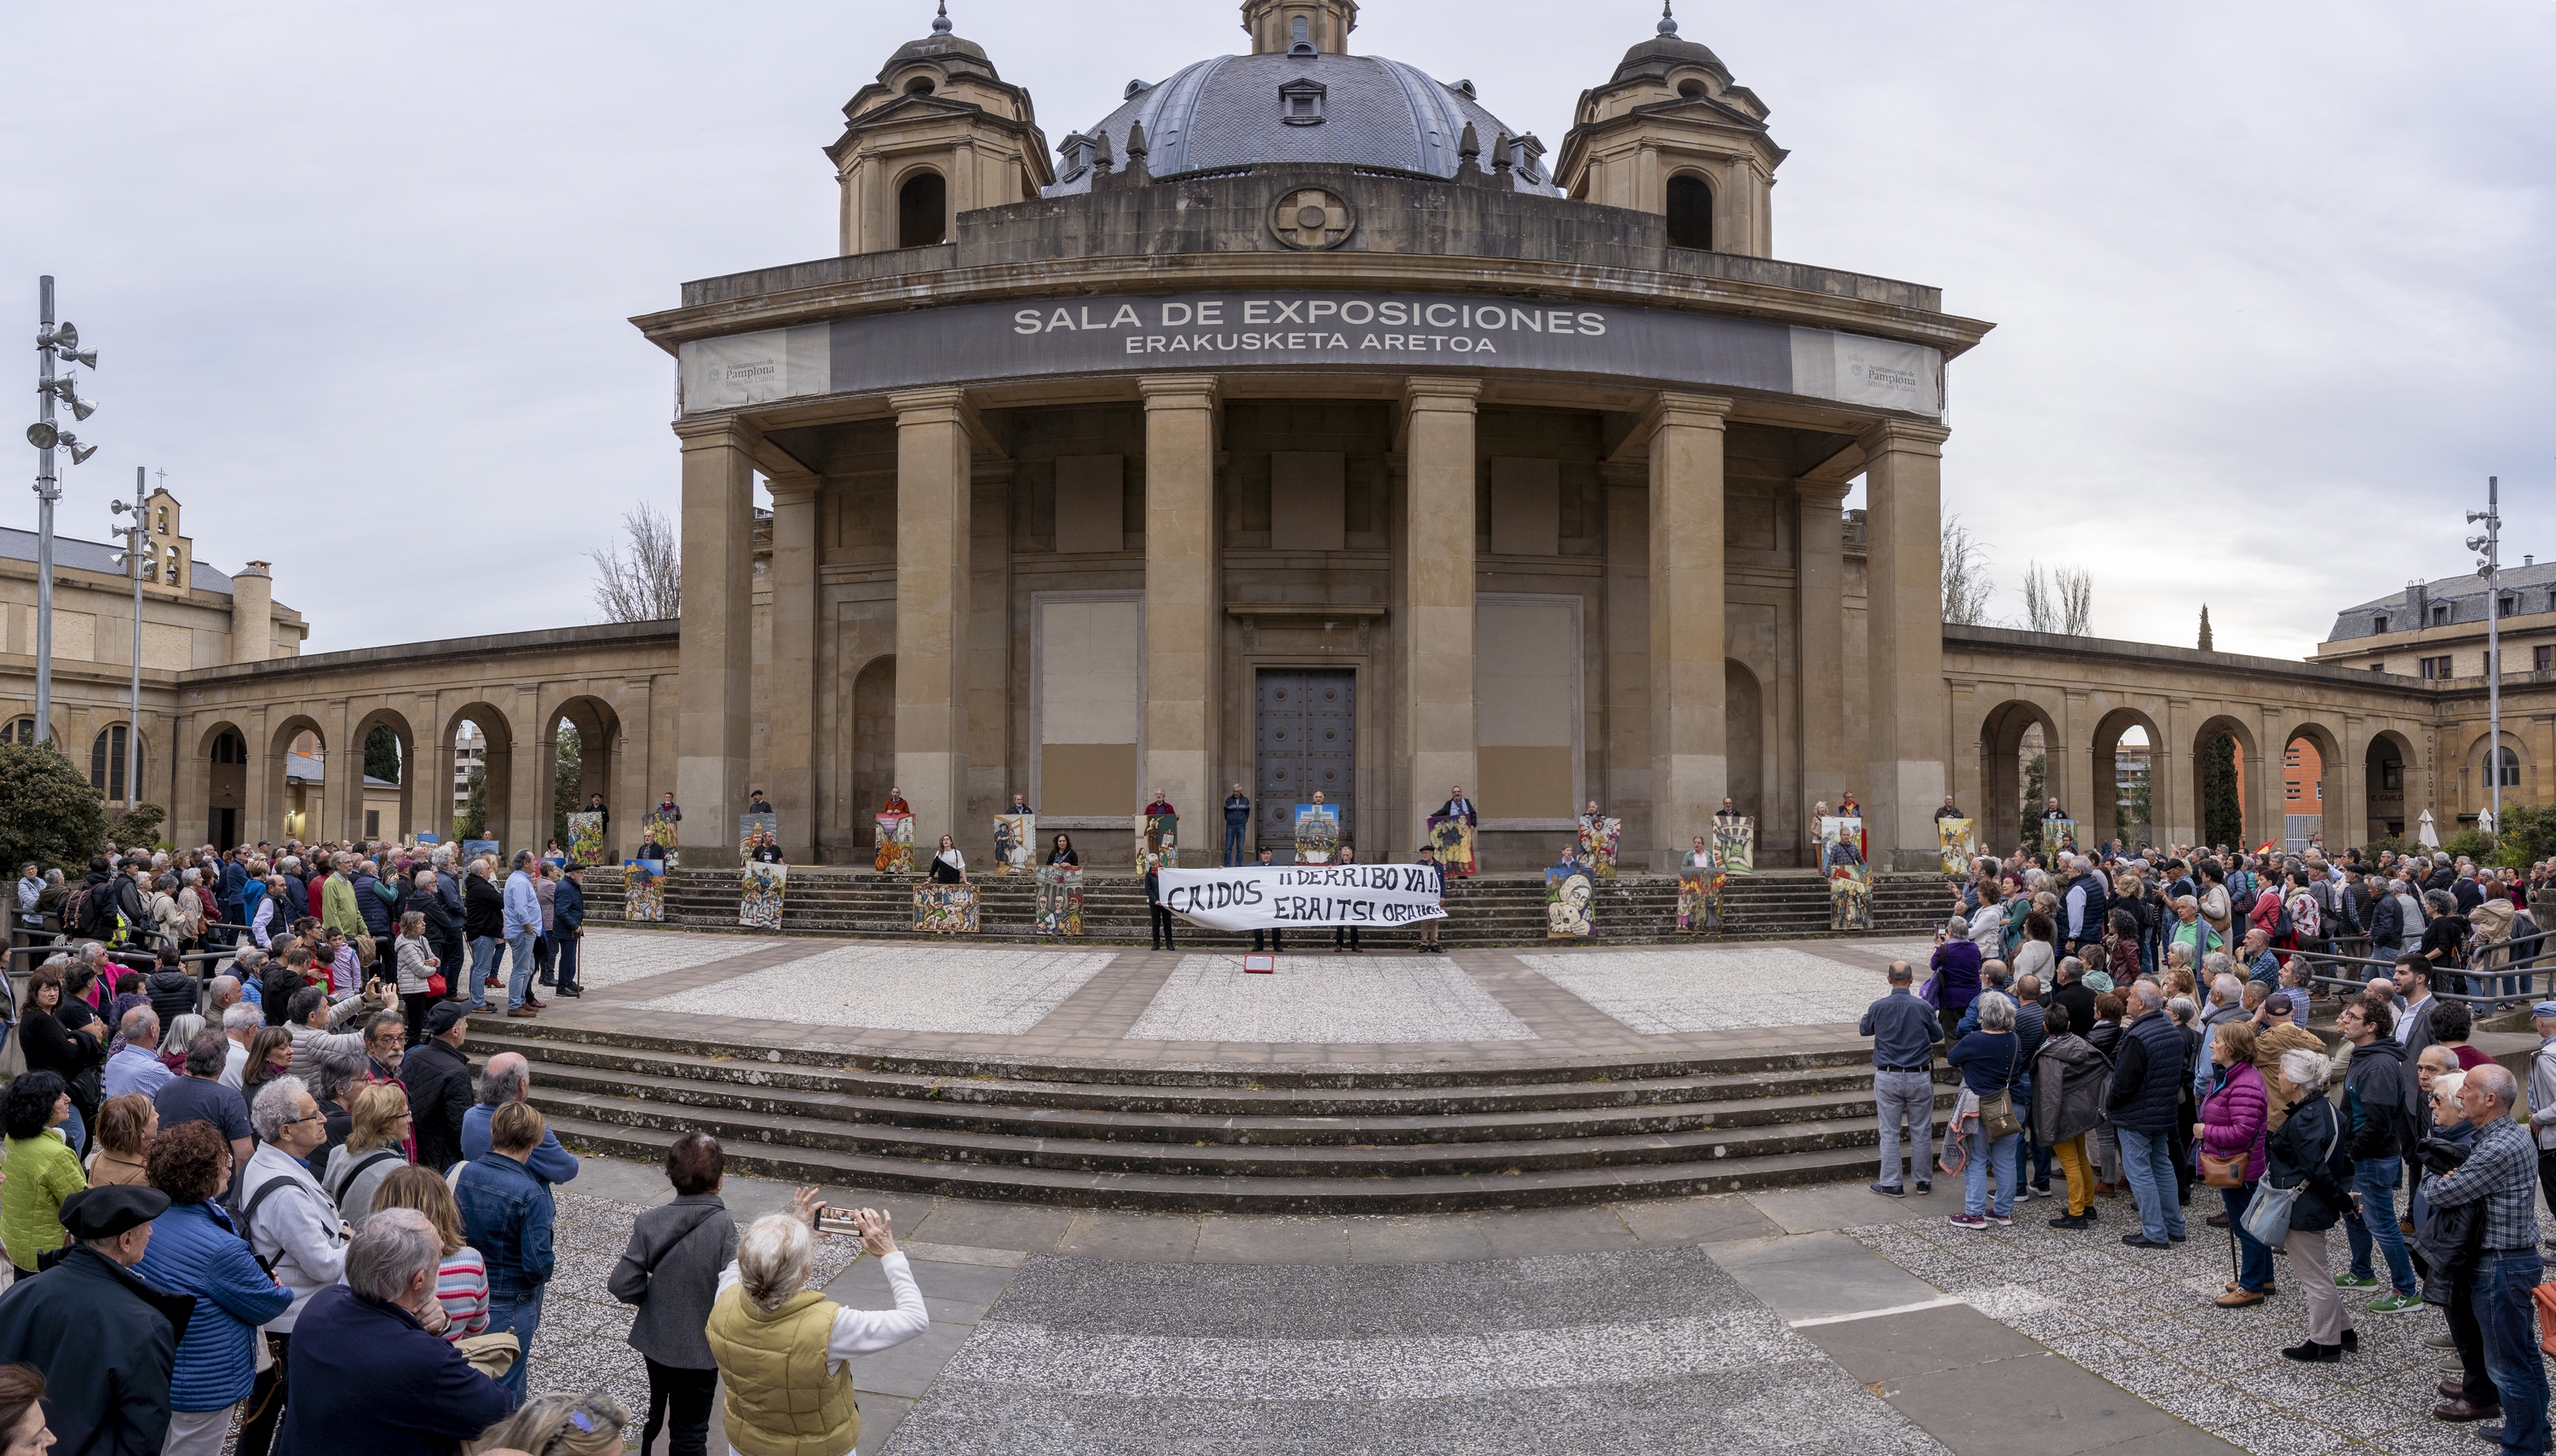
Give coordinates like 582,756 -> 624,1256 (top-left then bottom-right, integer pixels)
707,1188 -> 927,1456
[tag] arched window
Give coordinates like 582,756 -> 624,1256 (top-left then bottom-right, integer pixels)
898,171 -> 948,249
904,76 -> 935,95
1666,172 -> 1713,250
212,729 -> 247,765
89,723 -> 142,801
2492,745 -> 2521,789
0,717 -> 34,745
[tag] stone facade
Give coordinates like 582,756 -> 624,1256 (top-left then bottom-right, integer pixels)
11,4 -> 2541,866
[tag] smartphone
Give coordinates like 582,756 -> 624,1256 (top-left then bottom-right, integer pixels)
815,1206 -> 868,1239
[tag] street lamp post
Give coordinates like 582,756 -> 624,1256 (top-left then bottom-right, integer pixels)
2469,479 -> 2502,849
110,465 -> 147,809
27,275 -> 101,748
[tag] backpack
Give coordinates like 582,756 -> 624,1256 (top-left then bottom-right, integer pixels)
2228,872 -> 2258,918
2271,897 -> 2293,941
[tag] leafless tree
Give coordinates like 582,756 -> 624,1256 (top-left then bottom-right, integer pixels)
1940,515 -> 1995,625
2022,561 -> 2094,636
589,503 -> 681,623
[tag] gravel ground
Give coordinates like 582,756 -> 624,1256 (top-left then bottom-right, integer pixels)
1125,955 -> 1535,1044
1522,947 -> 1894,1032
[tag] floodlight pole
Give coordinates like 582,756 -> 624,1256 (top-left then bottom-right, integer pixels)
32,277 -> 59,746
2484,476 -> 2501,851
124,464 -> 145,809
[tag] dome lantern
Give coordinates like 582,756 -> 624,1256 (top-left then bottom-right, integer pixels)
827,3 -> 1054,256
1552,3 -> 1785,257
1241,0 -> 1359,57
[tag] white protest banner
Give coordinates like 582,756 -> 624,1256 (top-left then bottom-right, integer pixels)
1154,865 -> 1448,932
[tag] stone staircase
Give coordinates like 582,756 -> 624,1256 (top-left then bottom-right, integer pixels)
605,866 -> 1955,946
481,1020 -> 1958,1213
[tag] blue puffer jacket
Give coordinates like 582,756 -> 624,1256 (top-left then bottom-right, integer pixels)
456,1149 -> 556,1301
132,1200 -> 294,1413
353,872 -> 394,935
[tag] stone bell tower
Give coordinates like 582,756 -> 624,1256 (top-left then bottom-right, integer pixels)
1241,0 -> 1358,56
1554,3 -> 1785,257
828,3 -> 1053,256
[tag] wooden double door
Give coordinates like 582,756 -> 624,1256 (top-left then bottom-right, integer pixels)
1253,670 -> 1354,858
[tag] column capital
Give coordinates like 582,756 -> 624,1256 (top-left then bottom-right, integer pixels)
1793,476 -> 1853,507
763,469 -> 821,505
1402,377 -> 1484,410
1654,391 -> 1736,425
888,387 -> 974,423
1858,418 -> 1951,455
671,414 -> 766,449
1137,375 -> 1219,408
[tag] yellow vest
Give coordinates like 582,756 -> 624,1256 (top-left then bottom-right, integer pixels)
706,1283 -> 861,1456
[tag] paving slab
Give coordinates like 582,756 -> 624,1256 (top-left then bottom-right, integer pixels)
1613,1191 -> 1786,1246
1056,1209 -> 1203,1262
1708,1229 -> 1952,1323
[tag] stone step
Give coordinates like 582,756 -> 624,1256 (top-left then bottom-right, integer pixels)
502,1044 -> 1954,1137
538,1108 -> 1949,1212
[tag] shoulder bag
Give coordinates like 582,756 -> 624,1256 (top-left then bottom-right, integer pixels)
1978,1039 -> 2024,1142
2242,1105 -> 2336,1248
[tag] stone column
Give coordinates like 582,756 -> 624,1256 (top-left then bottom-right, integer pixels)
673,418 -> 761,855
1861,420 -> 1953,870
1402,378 -> 1482,858
1793,481 -> 1850,832
1141,377 -> 1219,860
1648,393 -> 1734,871
1602,463 -> 1651,844
614,677 -> 653,861
509,691 -> 548,860
765,469 -> 822,863
320,699 -> 354,845
891,389 -> 974,848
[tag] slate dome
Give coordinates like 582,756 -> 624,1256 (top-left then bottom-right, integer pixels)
1046,51 -> 1559,197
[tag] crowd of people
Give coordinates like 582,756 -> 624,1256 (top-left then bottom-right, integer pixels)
0,833 -> 928,1456
1866,837 -> 2556,1450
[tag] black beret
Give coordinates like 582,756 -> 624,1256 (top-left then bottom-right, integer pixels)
59,1184 -> 169,1240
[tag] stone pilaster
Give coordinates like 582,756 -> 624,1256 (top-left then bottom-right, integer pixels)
1402,377 -> 1482,857
766,470 -> 822,862
1793,480 -> 1850,843
673,418 -> 762,855
1648,394 -> 1734,870
1861,419 -> 1953,869
1140,377 -> 1219,858
891,388 -> 975,849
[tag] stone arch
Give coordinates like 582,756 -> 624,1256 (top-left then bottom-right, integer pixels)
897,169 -> 948,249
2366,728 -> 2416,843
1977,698 -> 2059,852
545,693 -> 624,858
2089,705 -> 2164,849
444,702 -> 515,845
850,655 -> 897,847
349,706 -> 419,843
2460,727 -> 2530,826
1725,659 -> 1764,836
2190,713 -> 2260,853
195,719 -> 250,850
266,712 -> 325,843
2276,719 -> 2345,853
1666,170 -> 1713,250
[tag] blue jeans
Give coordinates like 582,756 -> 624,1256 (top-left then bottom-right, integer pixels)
506,932 -> 538,1009
2475,1252 -> 2552,1454
2116,1125 -> 2187,1243
2224,1183 -> 2272,1292
58,1103 -> 83,1160
485,1288 -> 544,1402
1964,1127 -> 2023,1217
2345,1156 -> 2417,1294
468,935 -> 501,1009
1223,824 -> 1246,866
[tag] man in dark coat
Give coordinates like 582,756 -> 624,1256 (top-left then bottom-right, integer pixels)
278,1209 -> 511,1456
2047,959 -> 2100,1050
2104,982 -> 2191,1249
552,866 -> 586,998
404,1002 -> 475,1173
0,1185 -> 194,1456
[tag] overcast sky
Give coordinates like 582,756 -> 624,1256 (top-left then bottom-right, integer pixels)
3,1 -> 2547,660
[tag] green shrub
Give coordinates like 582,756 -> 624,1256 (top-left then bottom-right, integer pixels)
0,740 -> 110,876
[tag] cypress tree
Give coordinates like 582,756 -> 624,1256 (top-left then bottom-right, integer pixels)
2201,733 -> 2242,848
2197,605 -> 2215,653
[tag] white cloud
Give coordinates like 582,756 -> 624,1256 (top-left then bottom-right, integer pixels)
3,1 -> 2547,659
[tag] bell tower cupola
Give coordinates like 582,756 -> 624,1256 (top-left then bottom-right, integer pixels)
1554,3 -> 1785,258
827,3 -> 1054,256
1241,0 -> 1359,56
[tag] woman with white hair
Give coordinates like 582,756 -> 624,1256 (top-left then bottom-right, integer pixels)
2262,1045 -> 2357,1362
705,1190 -> 927,1456
1943,992 -> 2027,1230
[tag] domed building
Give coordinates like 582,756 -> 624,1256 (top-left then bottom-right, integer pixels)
133,0 -> 2490,882
645,0 -> 1989,872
